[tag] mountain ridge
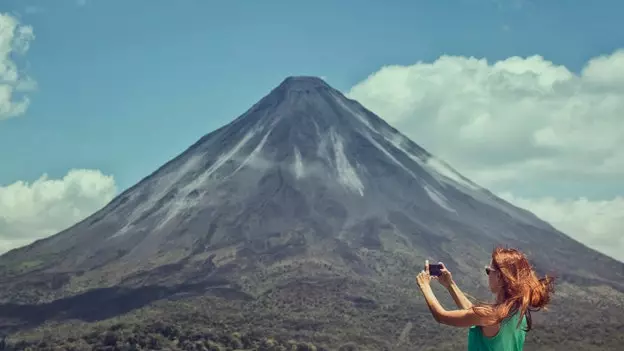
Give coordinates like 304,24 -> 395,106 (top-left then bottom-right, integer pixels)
2,75 -> 622,286
0,75 -> 623,350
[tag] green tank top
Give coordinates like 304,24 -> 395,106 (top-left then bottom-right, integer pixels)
467,312 -> 527,351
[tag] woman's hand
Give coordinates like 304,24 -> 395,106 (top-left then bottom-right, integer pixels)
416,260 -> 434,290
437,262 -> 453,289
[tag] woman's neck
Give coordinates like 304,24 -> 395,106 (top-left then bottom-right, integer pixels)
495,290 -> 505,304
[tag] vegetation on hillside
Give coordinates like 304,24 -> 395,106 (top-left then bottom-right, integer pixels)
3,285 -> 623,351
6,321 -> 333,351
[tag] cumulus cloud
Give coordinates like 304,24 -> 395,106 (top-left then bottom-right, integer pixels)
348,50 -> 624,262
499,193 -> 624,262
0,169 -> 117,253
348,50 -> 624,187
0,12 -> 35,120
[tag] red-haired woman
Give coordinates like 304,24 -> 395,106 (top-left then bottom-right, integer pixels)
416,247 -> 555,350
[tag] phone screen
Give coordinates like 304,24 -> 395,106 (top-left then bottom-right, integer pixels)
429,263 -> 443,276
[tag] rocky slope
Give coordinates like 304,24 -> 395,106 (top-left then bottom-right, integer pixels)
0,76 -> 622,349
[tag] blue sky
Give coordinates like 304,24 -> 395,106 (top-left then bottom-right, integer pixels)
0,0 -> 623,260
2,0 -> 623,190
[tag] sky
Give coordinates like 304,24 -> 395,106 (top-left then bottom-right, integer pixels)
0,0 -> 623,260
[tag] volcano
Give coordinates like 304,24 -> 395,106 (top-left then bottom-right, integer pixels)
1,76 -> 623,350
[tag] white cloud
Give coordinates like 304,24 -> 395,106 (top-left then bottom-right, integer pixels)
348,50 -> 624,262
0,12 -> 35,120
0,169 -> 117,253
499,193 -> 624,262
348,50 -> 624,187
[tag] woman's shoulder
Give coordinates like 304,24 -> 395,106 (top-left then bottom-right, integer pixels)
501,310 -> 528,331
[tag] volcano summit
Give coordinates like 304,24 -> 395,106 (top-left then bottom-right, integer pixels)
1,76 -> 623,350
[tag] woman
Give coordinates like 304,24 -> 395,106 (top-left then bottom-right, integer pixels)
416,247 -> 555,350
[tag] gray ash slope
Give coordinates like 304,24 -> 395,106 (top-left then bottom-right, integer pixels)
0,76 -> 622,307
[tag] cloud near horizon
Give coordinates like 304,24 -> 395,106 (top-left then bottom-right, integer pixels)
498,193 -> 624,262
348,50 -> 624,262
0,169 -> 117,253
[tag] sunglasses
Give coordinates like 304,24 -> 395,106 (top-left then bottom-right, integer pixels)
485,266 -> 495,275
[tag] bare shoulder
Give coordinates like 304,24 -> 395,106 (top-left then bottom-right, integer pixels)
436,307 -> 497,328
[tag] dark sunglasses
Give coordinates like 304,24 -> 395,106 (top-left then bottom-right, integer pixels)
485,266 -> 495,275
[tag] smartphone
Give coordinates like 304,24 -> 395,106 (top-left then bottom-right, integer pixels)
428,263 -> 443,277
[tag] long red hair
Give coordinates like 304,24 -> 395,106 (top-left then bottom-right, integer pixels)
472,247 -> 555,331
